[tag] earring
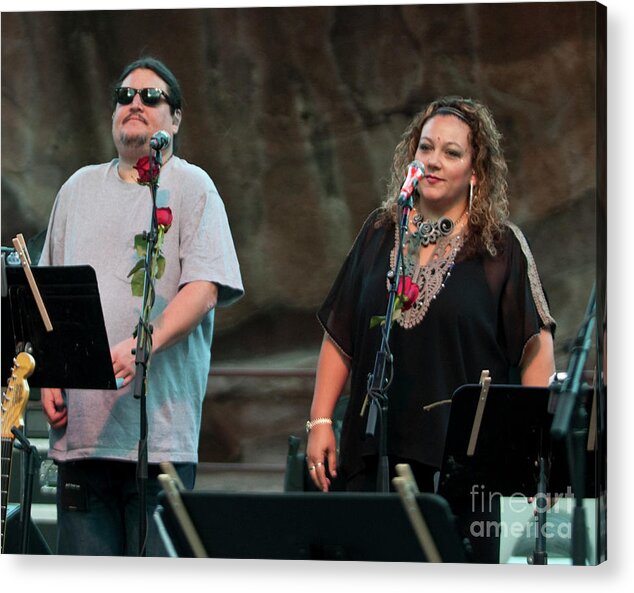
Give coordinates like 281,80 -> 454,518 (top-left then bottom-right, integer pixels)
469,181 -> 475,212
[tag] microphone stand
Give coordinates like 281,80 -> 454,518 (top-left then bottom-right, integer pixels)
365,193 -> 414,493
549,283 -> 596,565
12,426 -> 42,555
133,146 -> 164,557
530,454 -> 549,565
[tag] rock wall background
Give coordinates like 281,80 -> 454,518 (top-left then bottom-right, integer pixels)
1,3 -> 605,461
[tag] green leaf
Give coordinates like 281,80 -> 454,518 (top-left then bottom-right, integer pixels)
369,315 -> 386,329
155,227 -> 165,252
130,269 -> 145,297
134,234 -> 148,257
156,254 -> 166,279
127,258 -> 145,278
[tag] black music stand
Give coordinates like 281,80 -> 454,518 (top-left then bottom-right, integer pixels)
437,382 -> 572,565
2,264 -> 116,389
2,263 -> 116,554
154,490 -> 469,563
438,383 -> 557,497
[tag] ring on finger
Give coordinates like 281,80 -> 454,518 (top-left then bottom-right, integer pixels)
308,465 -> 316,471
315,461 -> 323,467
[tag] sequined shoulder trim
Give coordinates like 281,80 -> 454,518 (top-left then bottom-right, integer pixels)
506,222 -> 556,329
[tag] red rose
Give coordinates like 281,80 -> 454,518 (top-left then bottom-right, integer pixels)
370,275 -> 419,328
156,207 -> 173,228
397,276 -> 419,310
134,156 -> 160,184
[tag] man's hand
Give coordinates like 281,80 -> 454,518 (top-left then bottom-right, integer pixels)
41,387 -> 67,429
111,336 -> 137,388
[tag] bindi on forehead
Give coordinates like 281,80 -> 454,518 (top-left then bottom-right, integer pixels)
421,123 -> 470,148
420,132 -> 468,148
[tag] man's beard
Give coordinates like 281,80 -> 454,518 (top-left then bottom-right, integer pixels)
118,132 -> 148,148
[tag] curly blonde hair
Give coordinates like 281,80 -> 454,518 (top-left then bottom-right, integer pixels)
380,96 -> 510,257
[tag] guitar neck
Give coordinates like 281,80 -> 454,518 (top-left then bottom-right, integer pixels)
1,436 -> 15,553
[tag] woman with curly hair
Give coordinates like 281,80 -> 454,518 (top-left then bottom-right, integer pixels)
304,97 -> 556,560
382,96 -> 511,260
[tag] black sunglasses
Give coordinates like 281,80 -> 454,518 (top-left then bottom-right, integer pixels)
114,86 -> 172,107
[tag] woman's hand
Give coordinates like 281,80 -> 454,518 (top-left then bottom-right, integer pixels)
41,387 -> 67,429
305,332 -> 350,492
306,424 -> 338,492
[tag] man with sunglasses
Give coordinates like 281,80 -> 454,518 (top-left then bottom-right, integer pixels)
38,57 -> 244,556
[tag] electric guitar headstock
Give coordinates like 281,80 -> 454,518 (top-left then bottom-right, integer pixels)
1,351 -> 36,439
1,350 -> 36,553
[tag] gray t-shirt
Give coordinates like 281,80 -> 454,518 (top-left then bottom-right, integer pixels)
39,156 -> 244,463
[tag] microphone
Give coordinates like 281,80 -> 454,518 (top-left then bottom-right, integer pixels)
398,160 -> 425,206
150,130 -> 171,150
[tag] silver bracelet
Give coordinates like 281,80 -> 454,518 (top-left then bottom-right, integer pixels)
305,417 -> 333,433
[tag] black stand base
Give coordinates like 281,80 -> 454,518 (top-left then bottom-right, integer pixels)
3,505 -> 51,555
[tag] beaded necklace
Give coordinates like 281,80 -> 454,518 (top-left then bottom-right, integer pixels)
389,208 -> 467,329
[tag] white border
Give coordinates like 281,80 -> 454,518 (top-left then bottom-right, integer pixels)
1,1 -> 630,590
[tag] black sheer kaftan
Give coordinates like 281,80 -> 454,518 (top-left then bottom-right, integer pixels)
317,208 -> 555,480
